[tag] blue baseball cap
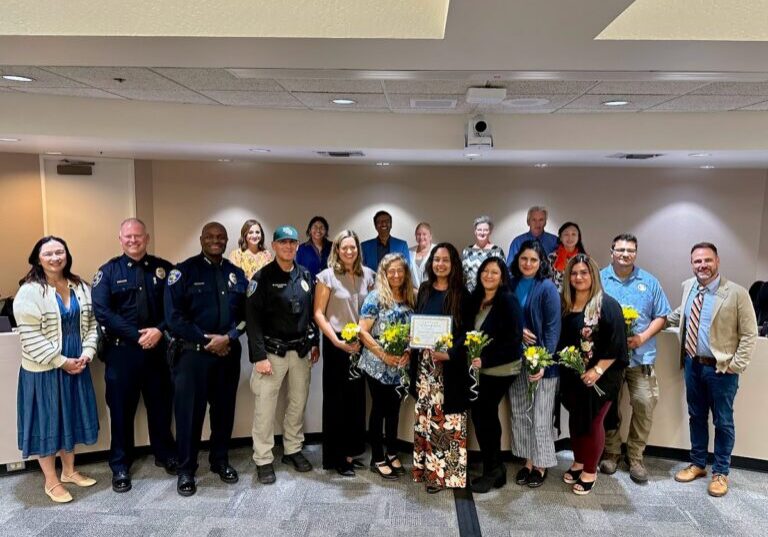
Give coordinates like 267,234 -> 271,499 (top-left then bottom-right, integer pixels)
273,225 -> 299,241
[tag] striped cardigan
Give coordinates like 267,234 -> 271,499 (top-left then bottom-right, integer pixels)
13,281 -> 98,372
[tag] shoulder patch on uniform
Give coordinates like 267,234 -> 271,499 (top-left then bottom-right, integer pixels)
301,279 -> 310,293
92,270 -> 103,288
156,267 -> 166,279
247,279 -> 258,297
229,272 -> 237,286
168,269 -> 181,286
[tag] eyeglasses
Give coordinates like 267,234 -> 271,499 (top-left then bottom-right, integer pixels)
612,248 -> 637,254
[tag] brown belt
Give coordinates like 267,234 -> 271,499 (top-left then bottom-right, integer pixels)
692,356 -> 717,367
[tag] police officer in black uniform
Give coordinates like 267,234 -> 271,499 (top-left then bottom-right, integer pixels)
92,218 -> 177,493
165,222 -> 247,497
246,225 -> 319,485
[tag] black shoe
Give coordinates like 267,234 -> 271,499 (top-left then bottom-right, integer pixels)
386,455 -> 407,476
112,471 -> 132,493
527,468 -> 547,488
471,467 -> 506,494
515,466 -> 531,486
210,464 -> 239,484
425,485 -> 444,494
155,457 -> 178,476
370,461 -> 399,481
256,463 -> 276,485
350,458 -> 365,469
335,462 -> 355,477
282,451 -> 313,472
177,474 -> 196,497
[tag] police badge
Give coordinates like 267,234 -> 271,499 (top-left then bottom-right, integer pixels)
156,267 -> 166,279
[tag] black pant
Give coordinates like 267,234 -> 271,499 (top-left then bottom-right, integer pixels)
321,335 -> 366,468
104,342 -> 175,474
471,374 -> 516,475
173,341 -> 241,476
366,374 -> 401,462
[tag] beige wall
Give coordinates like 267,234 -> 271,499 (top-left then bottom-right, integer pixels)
0,153 -> 44,297
757,170 -> 768,279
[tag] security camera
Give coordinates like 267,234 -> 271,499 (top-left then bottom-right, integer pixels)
465,115 -> 493,151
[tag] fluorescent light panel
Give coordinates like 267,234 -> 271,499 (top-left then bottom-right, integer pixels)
0,0 -> 450,38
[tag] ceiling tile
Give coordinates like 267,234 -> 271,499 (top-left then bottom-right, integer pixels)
277,78 -> 384,93
45,67 -> 186,90
0,66 -> 87,88
563,94 -> 671,111
690,81 -> 768,96
481,94 -> 577,114
495,80 -> 597,95
383,80 -> 480,95
292,92 -> 389,110
153,68 -> 284,91
108,88 -> 215,105
200,90 -> 304,108
390,108 -> 467,114
650,95 -> 768,111
387,93 -> 473,112
588,81 -> 706,95
0,87 -> 16,92
10,87 -> 123,99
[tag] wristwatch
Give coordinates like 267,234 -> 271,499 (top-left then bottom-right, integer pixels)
594,365 -> 604,376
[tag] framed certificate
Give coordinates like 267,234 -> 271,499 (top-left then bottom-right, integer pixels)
409,315 -> 452,349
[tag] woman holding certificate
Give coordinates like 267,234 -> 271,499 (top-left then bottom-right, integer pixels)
409,243 -> 472,493
314,230 -> 376,476
467,257 -> 523,493
558,254 -> 627,495
358,253 -> 415,479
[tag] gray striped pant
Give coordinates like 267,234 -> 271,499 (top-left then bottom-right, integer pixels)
508,374 -> 559,468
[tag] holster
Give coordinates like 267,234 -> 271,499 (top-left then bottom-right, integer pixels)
164,331 -> 182,368
264,336 -> 287,357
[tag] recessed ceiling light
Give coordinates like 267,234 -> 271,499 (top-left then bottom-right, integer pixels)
45,151 -> 63,155
0,137 -> 20,142
248,148 -> 271,153
534,163 -> 549,168
376,162 -> 390,166
602,100 -> 630,106
2,74 -> 34,82
504,98 -> 551,108
217,158 -> 231,162
700,165 -> 715,169
689,152 -> 712,158
331,98 -> 357,105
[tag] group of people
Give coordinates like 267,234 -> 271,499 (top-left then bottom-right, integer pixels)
12,205 -> 758,504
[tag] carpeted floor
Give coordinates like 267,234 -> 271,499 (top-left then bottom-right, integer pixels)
2,447 -> 767,537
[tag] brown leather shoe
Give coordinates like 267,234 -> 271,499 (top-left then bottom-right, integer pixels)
708,474 -> 729,497
674,464 -> 707,482
628,459 -> 649,484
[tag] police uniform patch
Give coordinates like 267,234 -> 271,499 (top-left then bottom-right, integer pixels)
229,272 -> 237,285
93,270 -> 103,288
301,280 -> 310,293
247,280 -> 258,297
156,267 -> 166,279
168,269 -> 181,286
637,283 -> 647,292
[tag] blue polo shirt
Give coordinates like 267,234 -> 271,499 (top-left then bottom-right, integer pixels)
506,230 -> 559,264
684,275 -> 720,359
600,265 -> 672,366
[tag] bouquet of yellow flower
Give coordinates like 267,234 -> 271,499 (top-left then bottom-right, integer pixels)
523,345 -> 555,402
379,322 -> 411,398
465,330 -> 492,402
622,305 -> 640,359
341,322 -> 362,379
434,333 -> 453,353
558,345 -> 605,396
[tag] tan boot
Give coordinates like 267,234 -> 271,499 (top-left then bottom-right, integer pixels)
708,474 -> 729,497
674,464 -> 707,482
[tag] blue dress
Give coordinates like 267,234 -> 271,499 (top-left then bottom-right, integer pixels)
17,290 -> 99,458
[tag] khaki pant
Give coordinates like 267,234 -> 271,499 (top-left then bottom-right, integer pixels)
250,350 -> 312,465
604,365 -> 659,461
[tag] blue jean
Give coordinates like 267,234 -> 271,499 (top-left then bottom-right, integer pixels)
684,356 -> 739,475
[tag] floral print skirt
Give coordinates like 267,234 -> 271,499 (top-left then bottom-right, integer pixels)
412,352 -> 467,489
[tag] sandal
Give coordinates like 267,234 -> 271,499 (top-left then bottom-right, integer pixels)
386,455 -> 406,476
563,468 -> 583,485
527,468 -> 547,488
370,461 -> 399,480
515,466 -> 531,485
572,477 -> 596,496
426,485 -> 444,494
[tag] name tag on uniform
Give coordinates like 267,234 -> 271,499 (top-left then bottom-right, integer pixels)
273,283 -> 287,289
193,281 -> 205,286
116,279 -> 128,284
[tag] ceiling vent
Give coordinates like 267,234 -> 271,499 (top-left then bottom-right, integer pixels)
315,150 -> 365,158
410,98 -> 457,109
607,153 -> 664,160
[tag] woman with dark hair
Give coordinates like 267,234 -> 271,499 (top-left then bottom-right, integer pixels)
14,236 -> 99,503
548,222 -> 586,292
507,240 -> 562,488
358,253 -> 415,479
467,257 -> 523,493
410,242 -> 472,493
558,254 -> 628,495
229,219 -> 273,279
297,216 -> 332,279
314,229 -> 375,476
